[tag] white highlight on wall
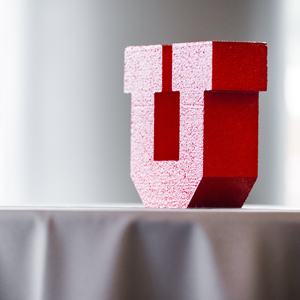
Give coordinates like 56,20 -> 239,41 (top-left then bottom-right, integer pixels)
0,0 -> 26,204
285,65 -> 300,118
283,0 -> 300,207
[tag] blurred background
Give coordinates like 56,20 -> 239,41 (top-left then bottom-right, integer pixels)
0,0 -> 293,206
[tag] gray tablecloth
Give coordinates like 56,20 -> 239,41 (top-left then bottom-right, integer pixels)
0,206 -> 300,300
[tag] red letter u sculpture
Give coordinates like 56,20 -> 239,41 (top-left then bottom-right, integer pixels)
124,41 -> 267,208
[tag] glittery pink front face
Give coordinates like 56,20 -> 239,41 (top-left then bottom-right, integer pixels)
124,41 -> 267,208
125,42 -> 212,208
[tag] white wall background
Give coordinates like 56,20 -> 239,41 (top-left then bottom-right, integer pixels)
0,0 -> 27,204
0,0 -> 285,205
284,0 -> 300,207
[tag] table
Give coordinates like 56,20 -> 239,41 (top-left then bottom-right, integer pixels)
0,205 -> 300,300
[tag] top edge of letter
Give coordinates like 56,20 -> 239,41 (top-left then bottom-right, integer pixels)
124,41 -> 267,94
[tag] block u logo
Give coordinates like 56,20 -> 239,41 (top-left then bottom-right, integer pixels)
124,41 -> 267,208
